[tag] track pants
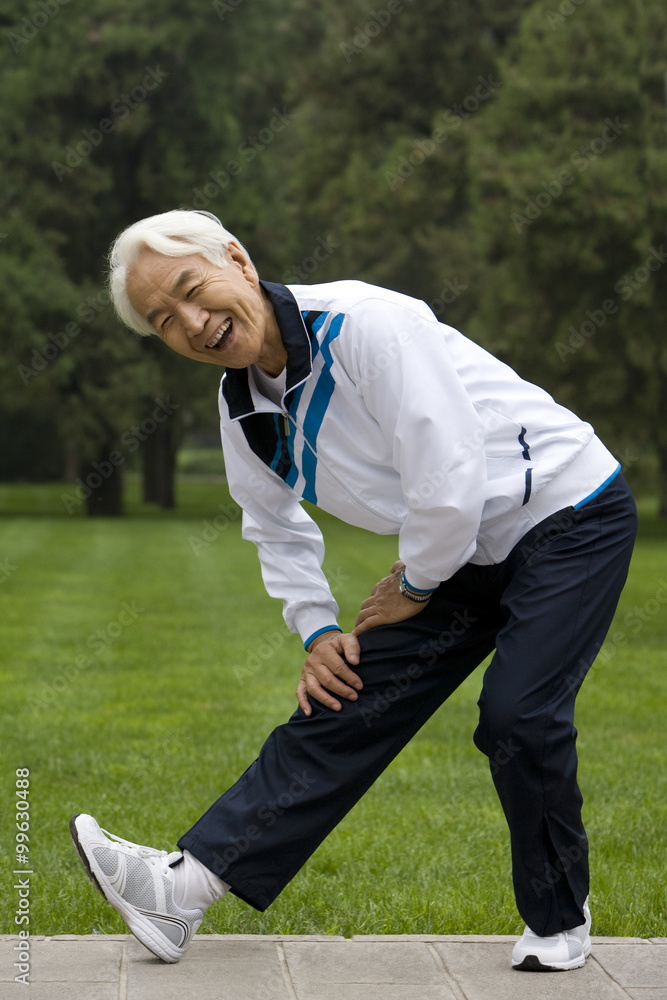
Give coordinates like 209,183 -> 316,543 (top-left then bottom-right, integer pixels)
178,474 -> 637,936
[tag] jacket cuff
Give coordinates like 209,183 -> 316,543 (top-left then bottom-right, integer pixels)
304,624 -> 343,650
402,569 -> 439,594
292,602 -> 341,649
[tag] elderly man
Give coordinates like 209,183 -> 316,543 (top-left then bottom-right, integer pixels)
70,209 -> 637,971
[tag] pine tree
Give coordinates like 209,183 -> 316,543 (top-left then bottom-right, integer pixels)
467,0 -> 667,508
0,0 -> 301,511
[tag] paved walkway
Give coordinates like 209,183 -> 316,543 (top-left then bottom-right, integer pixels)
1,934 -> 665,999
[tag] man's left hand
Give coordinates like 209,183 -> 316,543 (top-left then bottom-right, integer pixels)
354,561 -> 430,636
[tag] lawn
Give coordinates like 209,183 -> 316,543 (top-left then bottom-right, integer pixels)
0,480 -> 665,938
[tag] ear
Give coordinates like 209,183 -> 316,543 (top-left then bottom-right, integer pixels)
226,240 -> 258,282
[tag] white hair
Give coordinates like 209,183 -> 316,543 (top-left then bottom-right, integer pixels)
108,210 -> 239,336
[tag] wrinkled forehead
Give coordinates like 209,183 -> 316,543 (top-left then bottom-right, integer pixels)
129,247 -> 209,285
126,250 -> 207,315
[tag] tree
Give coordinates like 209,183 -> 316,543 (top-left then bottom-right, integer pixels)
4,0 -> 663,511
0,0 -> 303,510
268,0 -> 532,332
467,0 -> 667,508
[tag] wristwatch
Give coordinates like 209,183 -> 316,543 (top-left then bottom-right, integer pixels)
398,572 -> 433,603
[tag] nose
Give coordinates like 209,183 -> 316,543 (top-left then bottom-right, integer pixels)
176,300 -> 208,337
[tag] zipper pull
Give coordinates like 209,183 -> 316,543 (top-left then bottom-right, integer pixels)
283,411 -> 289,435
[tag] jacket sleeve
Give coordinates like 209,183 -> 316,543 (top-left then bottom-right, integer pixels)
221,426 -> 341,647
342,297 -> 487,591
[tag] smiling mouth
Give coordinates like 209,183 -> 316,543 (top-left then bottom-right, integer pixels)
205,317 -> 233,350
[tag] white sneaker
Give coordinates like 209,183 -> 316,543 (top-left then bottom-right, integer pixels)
70,813 -> 203,963
512,898 -> 592,971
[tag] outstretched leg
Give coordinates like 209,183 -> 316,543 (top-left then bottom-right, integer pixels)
70,573 -> 498,961
177,580 -> 499,910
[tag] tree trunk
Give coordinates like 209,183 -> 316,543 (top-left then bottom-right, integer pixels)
658,447 -> 667,518
142,432 -> 160,504
80,450 -> 124,517
63,439 -> 78,483
141,416 -> 177,508
657,367 -> 667,519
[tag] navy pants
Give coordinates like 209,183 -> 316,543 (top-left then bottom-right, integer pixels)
178,474 -> 637,936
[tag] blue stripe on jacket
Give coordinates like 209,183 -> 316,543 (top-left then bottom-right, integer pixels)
300,314 -> 345,503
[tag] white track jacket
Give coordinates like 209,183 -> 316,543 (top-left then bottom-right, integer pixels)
219,280 -> 620,647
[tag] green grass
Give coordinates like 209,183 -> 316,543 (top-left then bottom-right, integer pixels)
0,482 -> 665,938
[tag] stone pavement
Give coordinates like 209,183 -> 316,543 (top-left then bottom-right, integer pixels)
1,934 -> 665,1000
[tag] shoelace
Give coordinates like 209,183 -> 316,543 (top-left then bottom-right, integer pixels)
100,827 -> 181,869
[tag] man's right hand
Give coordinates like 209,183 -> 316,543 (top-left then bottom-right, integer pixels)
297,631 -> 363,716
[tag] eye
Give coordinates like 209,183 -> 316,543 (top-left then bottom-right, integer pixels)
161,315 -> 173,333
186,284 -> 201,298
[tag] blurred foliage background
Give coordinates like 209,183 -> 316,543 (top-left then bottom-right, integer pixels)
1,0 -> 665,514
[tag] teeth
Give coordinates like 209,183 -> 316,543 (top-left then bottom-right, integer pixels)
206,317 -> 232,348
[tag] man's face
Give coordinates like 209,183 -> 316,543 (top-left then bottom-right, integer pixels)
126,242 -> 275,369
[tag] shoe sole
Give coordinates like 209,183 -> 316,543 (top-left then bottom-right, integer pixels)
69,814 -> 183,964
513,938 -> 591,972
513,954 -> 586,971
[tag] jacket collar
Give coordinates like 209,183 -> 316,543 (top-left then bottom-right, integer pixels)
221,281 -> 312,419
